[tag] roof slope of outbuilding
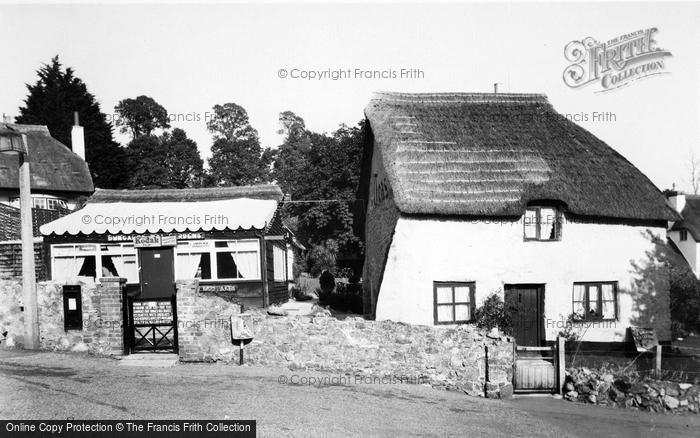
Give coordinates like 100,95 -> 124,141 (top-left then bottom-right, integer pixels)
364,92 -> 677,221
0,123 -> 93,194
670,196 -> 700,240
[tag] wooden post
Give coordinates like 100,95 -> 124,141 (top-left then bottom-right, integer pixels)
655,344 -> 662,377
557,336 -> 566,394
19,139 -> 39,350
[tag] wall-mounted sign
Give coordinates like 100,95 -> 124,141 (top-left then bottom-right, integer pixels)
133,234 -> 178,248
134,235 -> 162,248
132,300 -> 173,325
200,285 -> 237,293
630,327 -> 658,352
108,232 -> 203,243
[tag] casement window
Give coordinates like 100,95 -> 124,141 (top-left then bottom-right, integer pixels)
524,206 -> 562,241
680,230 -> 688,241
51,243 -> 138,283
10,196 -> 67,210
273,245 -> 287,281
175,239 -> 260,281
572,282 -> 618,321
433,282 -> 476,325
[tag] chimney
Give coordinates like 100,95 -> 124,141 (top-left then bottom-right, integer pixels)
2,113 -> 12,123
669,192 -> 686,213
71,111 -> 86,161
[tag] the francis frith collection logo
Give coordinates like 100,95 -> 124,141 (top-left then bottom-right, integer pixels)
563,27 -> 672,92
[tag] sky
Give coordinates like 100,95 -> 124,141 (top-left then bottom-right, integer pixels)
0,1 -> 698,192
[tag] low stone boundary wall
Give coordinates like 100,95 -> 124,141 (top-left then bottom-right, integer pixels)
0,278 -> 124,355
176,280 -> 514,398
564,367 -> 700,413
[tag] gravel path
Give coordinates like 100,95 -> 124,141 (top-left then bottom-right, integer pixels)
1,350 -> 697,437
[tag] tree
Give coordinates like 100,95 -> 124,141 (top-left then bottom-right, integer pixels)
272,112 -> 365,266
126,128 -> 203,189
114,95 -> 170,139
16,56 -> 129,188
206,103 -> 271,185
688,151 -> 700,195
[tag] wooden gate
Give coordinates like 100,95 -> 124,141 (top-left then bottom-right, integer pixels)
125,296 -> 178,354
513,338 -> 565,393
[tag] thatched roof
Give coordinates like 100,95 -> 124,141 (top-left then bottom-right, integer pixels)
670,196 -> 700,240
364,92 -> 678,221
0,123 -> 93,194
89,184 -> 283,203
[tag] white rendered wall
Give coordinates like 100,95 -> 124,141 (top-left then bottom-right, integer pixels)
375,216 -> 670,342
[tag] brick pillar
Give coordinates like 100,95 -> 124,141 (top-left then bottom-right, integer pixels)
97,277 -> 126,355
176,279 -> 199,361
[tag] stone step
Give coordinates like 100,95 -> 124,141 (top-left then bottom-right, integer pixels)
119,353 -> 179,367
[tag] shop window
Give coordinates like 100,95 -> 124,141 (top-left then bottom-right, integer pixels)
51,243 -> 138,283
175,239 -> 260,281
273,245 -> 287,281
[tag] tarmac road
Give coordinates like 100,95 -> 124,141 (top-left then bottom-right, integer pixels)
1,350 -> 698,437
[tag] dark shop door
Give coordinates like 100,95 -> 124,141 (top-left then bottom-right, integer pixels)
138,247 -> 175,298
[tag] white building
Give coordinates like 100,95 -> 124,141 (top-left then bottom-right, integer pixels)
667,193 -> 700,276
359,92 -> 678,345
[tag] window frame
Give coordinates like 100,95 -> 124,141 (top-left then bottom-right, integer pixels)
572,281 -> 618,321
680,230 -> 688,241
433,281 -> 476,325
175,239 -> 261,282
50,243 -> 138,283
272,244 -> 287,282
523,206 -> 562,242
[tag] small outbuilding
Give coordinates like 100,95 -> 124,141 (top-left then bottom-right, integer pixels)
40,184 -> 293,308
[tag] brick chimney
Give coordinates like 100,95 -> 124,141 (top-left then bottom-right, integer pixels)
71,112 -> 85,161
668,192 -> 686,213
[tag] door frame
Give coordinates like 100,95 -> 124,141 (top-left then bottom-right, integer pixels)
137,246 -> 176,299
504,283 -> 545,347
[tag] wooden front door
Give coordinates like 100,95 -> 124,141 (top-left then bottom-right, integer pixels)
138,247 -> 175,298
505,284 -> 544,347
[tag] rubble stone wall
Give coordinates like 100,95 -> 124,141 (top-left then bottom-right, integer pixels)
176,279 -> 515,398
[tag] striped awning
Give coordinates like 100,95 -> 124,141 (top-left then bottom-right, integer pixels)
40,198 -> 278,236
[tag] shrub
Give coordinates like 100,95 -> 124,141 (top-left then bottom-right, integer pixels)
306,244 -> 336,277
318,280 -> 363,314
473,292 -> 513,335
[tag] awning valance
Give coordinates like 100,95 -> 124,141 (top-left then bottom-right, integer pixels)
40,199 -> 278,236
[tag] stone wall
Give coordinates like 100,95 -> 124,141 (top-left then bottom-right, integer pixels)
564,367 -> 700,414
176,280 -> 243,362
0,278 -> 124,355
176,280 -> 514,398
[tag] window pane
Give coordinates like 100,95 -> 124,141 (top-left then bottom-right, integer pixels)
233,251 -> 260,279
540,207 -> 556,240
587,285 -> 599,317
436,286 -> 453,304
573,284 -> 585,302
236,240 -> 259,252
601,284 -> 614,301
199,253 -> 211,279
602,301 -> 615,319
455,304 -> 470,321
216,251 -> 241,279
524,209 -> 538,238
437,305 -> 454,322
454,286 -> 471,303
573,301 -> 585,318
77,256 -> 96,277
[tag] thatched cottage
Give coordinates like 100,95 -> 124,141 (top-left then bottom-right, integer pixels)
358,92 -> 678,346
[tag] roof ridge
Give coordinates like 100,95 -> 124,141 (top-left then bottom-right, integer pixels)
370,91 -> 549,105
0,123 -> 51,134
